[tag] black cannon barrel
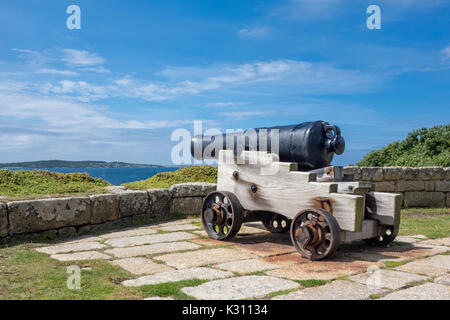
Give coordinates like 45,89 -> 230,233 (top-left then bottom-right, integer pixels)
190,120 -> 345,170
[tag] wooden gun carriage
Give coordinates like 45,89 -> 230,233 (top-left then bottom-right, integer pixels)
194,121 -> 402,260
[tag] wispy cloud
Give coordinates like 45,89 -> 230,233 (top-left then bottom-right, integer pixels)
35,60 -> 381,102
237,27 -> 271,39
61,49 -> 105,67
441,45 -> 450,60
36,68 -> 80,76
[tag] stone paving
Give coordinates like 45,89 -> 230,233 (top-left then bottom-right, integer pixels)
35,218 -> 450,300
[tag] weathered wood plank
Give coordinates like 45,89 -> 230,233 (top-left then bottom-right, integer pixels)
217,150 -> 364,232
341,219 -> 378,242
365,192 -> 402,226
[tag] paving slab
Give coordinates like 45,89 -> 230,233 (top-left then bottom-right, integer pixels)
273,280 -> 385,300
417,237 -> 450,247
60,236 -> 104,243
395,255 -> 450,276
381,282 -> 450,300
237,225 -> 269,236
157,248 -> 256,269
213,258 -> 282,274
122,267 -> 233,287
50,251 -> 111,261
99,228 -> 157,239
111,257 -> 174,275
181,275 -> 299,300
144,296 -> 174,300
192,230 -> 208,237
190,238 -> 231,247
342,250 -> 404,263
157,224 -> 200,232
434,274 -> 450,286
151,219 -> 199,228
375,244 -> 449,261
105,241 -> 201,258
262,253 -> 306,267
233,241 -> 296,257
36,241 -> 106,255
395,235 -> 427,244
104,232 -> 197,248
267,259 -> 373,281
350,269 -> 428,290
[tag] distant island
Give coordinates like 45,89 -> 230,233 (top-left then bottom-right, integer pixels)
0,160 -> 166,169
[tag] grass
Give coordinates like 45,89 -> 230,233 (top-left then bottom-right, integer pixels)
0,242 -> 142,300
266,289 -> 295,298
297,279 -> 328,288
383,260 -> 409,268
399,207 -> 450,239
0,169 -> 110,200
123,165 -> 217,189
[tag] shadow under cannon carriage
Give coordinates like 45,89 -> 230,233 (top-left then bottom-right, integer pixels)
192,121 -> 402,260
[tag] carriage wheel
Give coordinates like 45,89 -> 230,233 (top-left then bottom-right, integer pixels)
290,208 -> 341,261
201,191 -> 244,240
363,225 -> 399,246
262,214 -> 291,233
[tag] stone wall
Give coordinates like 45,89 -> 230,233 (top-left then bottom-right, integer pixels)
0,182 -> 216,240
343,166 -> 450,207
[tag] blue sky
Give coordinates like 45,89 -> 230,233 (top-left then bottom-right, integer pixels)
0,0 -> 449,166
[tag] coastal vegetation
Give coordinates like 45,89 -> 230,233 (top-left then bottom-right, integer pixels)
123,165 -> 218,189
357,124 -> 450,167
0,170 -> 110,199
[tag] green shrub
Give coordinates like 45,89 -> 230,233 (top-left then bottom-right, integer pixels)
0,170 -> 110,198
123,165 -> 217,189
357,125 -> 450,167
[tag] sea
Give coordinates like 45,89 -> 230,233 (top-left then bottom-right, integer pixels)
5,167 -> 180,186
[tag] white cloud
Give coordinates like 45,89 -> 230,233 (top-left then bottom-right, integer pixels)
237,27 -> 271,39
61,49 -> 106,67
30,60 -> 381,102
36,68 -> 80,76
441,45 -> 450,60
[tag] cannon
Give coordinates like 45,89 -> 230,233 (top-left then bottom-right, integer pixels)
193,121 -> 402,260
191,121 -> 345,170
